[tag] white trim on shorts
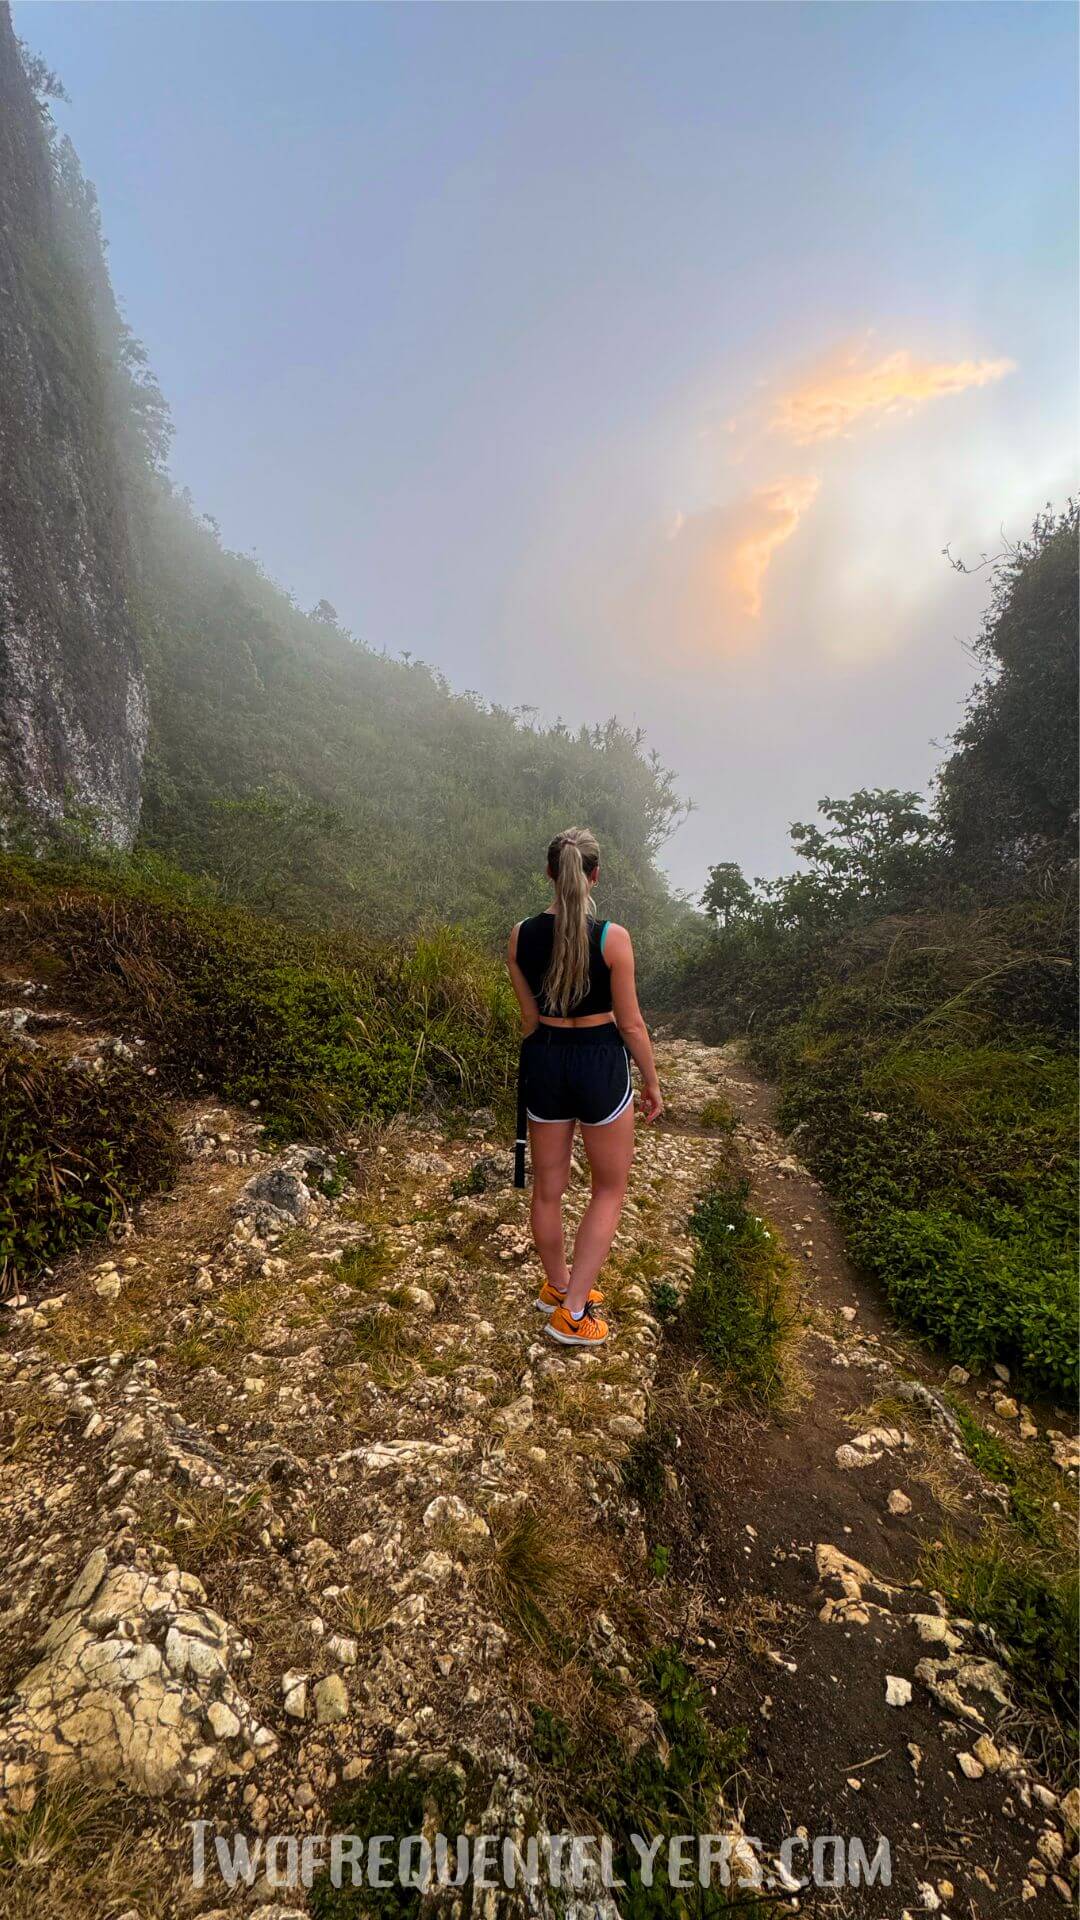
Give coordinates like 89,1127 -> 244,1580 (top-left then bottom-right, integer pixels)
586,1068 -> 634,1128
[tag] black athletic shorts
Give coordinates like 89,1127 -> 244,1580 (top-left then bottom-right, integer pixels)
522,1024 -> 633,1128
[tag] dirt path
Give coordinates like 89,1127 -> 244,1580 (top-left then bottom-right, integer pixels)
0,1006 -> 1075,1918
654,1040 -> 1077,1919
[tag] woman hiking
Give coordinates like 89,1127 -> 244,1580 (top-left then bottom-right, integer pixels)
508,827 -> 664,1347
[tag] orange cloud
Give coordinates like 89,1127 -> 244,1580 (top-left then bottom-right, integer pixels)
770,346 -> 1015,445
652,335 -> 1013,644
728,474 -> 821,617
640,473 -> 820,654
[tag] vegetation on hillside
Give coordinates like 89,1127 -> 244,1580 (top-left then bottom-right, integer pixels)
657,506 -> 1078,1396
0,1038 -> 177,1292
136,482 -> 686,947
7,40 -> 686,952
0,850 -> 517,1294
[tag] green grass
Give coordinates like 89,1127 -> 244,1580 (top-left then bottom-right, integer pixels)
775,999 -> 1077,1396
920,1528 -> 1078,1782
0,849 -> 518,1292
0,851 -> 518,1146
310,1763 -> 476,1918
946,1395 -> 1074,1550
311,1655 -> 746,1917
530,1647 -> 748,1916
336,1237 -> 393,1291
683,1172 -> 793,1402
648,1279 -> 682,1324
0,1038 -> 178,1294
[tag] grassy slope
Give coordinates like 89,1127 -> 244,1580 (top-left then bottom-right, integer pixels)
0,851 -> 518,1295
770,905 -> 1077,1398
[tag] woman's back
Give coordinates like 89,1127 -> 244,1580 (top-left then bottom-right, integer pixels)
515,912 -> 613,1018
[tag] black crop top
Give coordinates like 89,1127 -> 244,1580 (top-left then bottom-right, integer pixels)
514,913 -> 614,1017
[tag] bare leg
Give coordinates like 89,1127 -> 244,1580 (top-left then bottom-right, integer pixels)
564,1104 -> 634,1317
528,1119 -> 575,1290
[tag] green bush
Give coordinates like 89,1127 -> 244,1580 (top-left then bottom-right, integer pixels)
0,1041 -> 178,1290
855,1203 -> 1075,1396
684,1173 -> 791,1400
775,997 -> 1077,1395
309,1651 -> 746,1916
310,1762 -> 473,1918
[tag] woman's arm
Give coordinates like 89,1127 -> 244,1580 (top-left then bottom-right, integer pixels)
605,924 -> 664,1121
507,924 -> 540,1036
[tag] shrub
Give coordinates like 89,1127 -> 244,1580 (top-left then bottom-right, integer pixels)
647,1278 -> 682,1324
775,1000 -> 1077,1395
310,1762 -> 474,1918
855,1203 -> 1075,1397
0,1041 -> 178,1292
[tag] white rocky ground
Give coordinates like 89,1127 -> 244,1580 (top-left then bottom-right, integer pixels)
0,1031 -> 1076,1918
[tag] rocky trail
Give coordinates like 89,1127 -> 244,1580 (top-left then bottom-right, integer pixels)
0,985 -> 1076,1920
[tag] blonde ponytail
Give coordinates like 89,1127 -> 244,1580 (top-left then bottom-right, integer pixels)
543,827 -> 600,1015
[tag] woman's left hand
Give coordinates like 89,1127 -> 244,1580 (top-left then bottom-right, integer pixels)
639,1079 -> 664,1123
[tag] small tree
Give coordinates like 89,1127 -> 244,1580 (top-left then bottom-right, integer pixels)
701,861 -> 755,927
938,502 -> 1078,887
789,789 -> 938,905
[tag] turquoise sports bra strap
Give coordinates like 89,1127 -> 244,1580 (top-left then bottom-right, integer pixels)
599,920 -> 610,955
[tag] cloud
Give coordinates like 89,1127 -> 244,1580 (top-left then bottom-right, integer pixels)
671,337 -> 1015,625
631,472 -> 820,655
769,345 -> 1015,446
631,333 -> 1014,650
728,474 -> 821,617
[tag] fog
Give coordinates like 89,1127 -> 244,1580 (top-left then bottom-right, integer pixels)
19,0 -> 1078,892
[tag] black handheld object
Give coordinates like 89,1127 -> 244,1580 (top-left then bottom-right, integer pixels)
514,1041 -> 528,1188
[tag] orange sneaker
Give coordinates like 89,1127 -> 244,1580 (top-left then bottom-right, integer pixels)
534,1279 -> 605,1315
546,1302 -> 609,1346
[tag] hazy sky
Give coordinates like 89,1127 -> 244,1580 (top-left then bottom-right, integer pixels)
18,1 -> 1078,894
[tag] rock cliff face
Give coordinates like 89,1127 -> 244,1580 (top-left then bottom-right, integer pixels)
0,4 -> 147,846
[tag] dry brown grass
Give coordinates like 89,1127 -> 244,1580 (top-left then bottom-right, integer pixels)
474,1505 -> 620,1651
1,1389 -> 69,1462
137,1484 -> 267,1577
327,1579 -> 396,1643
0,1776 -> 172,1920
